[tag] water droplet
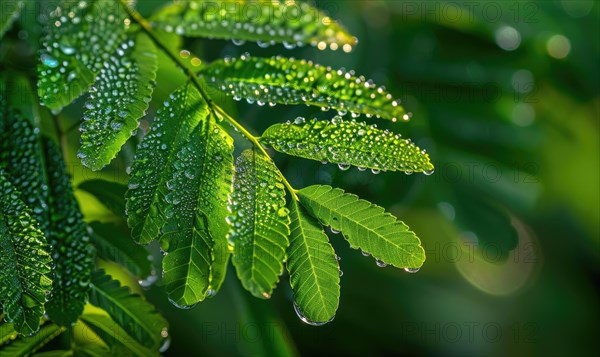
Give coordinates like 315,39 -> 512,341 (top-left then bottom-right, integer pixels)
361,251 -> 370,257
371,169 -> 380,174
293,301 -> 334,326
41,54 -> 58,68
404,267 -> 420,273
168,296 -> 197,309
338,163 -> 350,171
159,337 -> 171,353
330,227 -> 340,234
423,169 -> 435,176
375,259 -> 387,268
277,207 -> 289,217
138,272 -> 158,288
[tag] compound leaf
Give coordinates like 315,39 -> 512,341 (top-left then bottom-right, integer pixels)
126,83 -> 206,244
0,323 -> 64,357
89,270 -> 168,350
79,312 -> 159,357
0,172 -> 53,336
38,0 -> 127,111
152,0 -> 356,50
199,55 -> 406,121
89,221 -> 153,279
261,117 -> 434,173
42,138 -> 96,327
161,114 -> 234,307
298,185 -> 425,269
79,33 -> 158,170
229,149 -> 290,299
286,199 -> 339,325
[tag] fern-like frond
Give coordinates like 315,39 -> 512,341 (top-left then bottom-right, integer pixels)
79,33 -> 158,170
89,222 -> 153,279
0,1 -> 23,39
229,149 -> 290,299
37,0 -> 126,111
0,172 -> 53,336
126,83 -> 206,244
152,0 -> 356,51
78,180 -> 127,219
298,185 -> 426,269
161,115 -> 234,307
79,312 -> 158,357
0,109 -> 51,235
0,323 -> 65,357
199,55 -> 406,121
287,199 -> 339,325
261,117 -> 434,173
89,270 -> 168,350
42,138 -> 95,327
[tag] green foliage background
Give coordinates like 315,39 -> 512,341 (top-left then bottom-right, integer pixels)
1,0 -> 598,356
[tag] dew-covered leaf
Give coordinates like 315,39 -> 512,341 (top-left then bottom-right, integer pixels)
287,199 -> 339,325
42,138 -> 95,327
228,149 -> 290,299
298,185 -> 426,270
79,33 -> 158,170
261,117 -> 434,173
38,0 -> 127,111
0,171 -> 53,336
126,83 -> 207,244
89,270 -> 169,350
0,323 -> 64,356
199,55 -> 406,121
89,221 -> 153,279
0,0 -> 23,39
161,114 -> 234,307
78,179 -> 127,219
0,108 -> 51,235
152,0 -> 356,51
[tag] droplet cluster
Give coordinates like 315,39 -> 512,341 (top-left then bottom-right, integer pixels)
38,0 -> 127,110
261,117 -> 434,173
78,34 -> 158,170
160,117 -> 234,307
200,55 -> 407,122
152,0 -> 356,51
228,149 -> 290,299
126,85 -> 205,244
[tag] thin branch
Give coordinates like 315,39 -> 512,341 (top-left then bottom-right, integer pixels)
118,0 -> 299,200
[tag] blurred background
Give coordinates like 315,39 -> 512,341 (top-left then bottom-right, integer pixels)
4,0 -> 598,356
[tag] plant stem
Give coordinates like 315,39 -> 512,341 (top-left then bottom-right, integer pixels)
118,0 -> 299,200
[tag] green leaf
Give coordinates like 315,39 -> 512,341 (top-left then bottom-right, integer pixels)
261,117 -> 435,173
89,270 -> 169,350
298,185 -> 426,270
0,1 -> 23,39
199,55 -> 406,121
32,350 -> 72,357
79,313 -> 159,357
0,323 -> 64,357
42,138 -> 95,327
0,109 -> 51,235
229,149 -> 290,299
161,114 -> 234,307
0,321 -> 18,344
78,33 -> 158,170
152,0 -> 356,51
89,221 -> 153,279
38,0 -> 126,111
286,199 -> 339,325
78,180 -> 127,218
126,83 -> 207,244
0,172 -> 53,336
